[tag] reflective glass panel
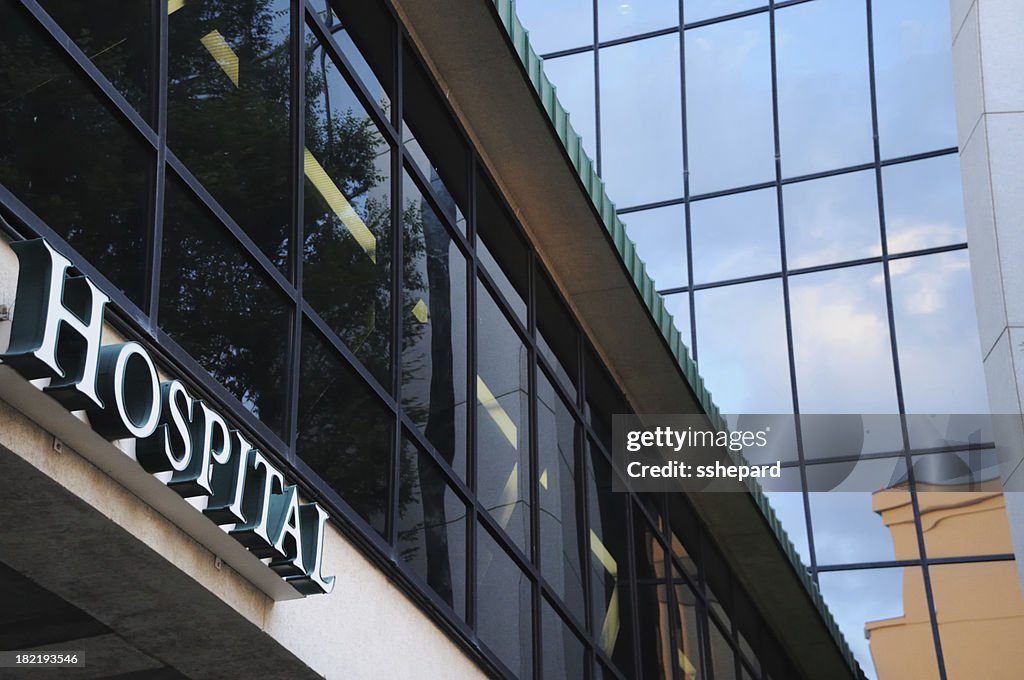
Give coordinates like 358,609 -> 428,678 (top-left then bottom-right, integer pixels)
873,0 -> 957,159
477,527 -> 533,678
684,0 -> 762,24
694,279 -> 792,413
536,270 -> 579,401
634,510 -> 671,679
160,177 -> 288,433
883,155 -> 967,254
36,0 -> 154,121
789,264 -> 898,414
600,35 -> 683,207
776,0 -> 873,178
304,29 -> 393,387
538,370 -> 584,619
542,597 -> 587,680
599,0 -> 677,42
625,205 -> 687,292
784,170 -> 880,269
296,322 -> 392,537
891,250 -> 987,415
932,562 -> 1024,679
476,280 -> 531,552
0,7 -> 151,305
401,171 -> 468,478
763,491 -> 810,565
398,435 -> 467,618
543,51 -> 597,160
168,0 -> 292,270
818,567 -> 938,680
685,13 -> 774,195
708,618 -> 737,680
673,574 -> 703,680
311,3 -> 392,112
663,292 -> 694,359
690,188 -> 779,284
516,0 -> 594,55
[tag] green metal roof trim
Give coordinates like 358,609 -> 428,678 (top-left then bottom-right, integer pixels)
489,0 -> 861,675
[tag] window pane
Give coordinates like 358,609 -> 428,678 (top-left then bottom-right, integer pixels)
310,4 -> 392,112
784,170 -> 880,269
542,598 -> 587,680
691,188 -> 779,284
477,172 -> 529,325
891,250 -> 987,415
160,177 -> 288,433
763,491 -> 810,565
543,51 -> 597,160
694,279 -> 792,413
684,1 -> 762,24
477,527 -> 533,677
932,562 -> 1024,679
36,0 -> 153,121
708,618 -> 737,680
587,442 -> 634,672
0,6 -> 151,305
776,0 -> 873,177
296,322 -> 392,536
599,0 -> 677,42
536,270 -> 579,401
806,457 -> 915,565
818,567 -> 939,680
168,0 -> 291,270
538,371 -> 584,619
600,35 -> 683,207
883,155 -> 967,254
634,510 -> 671,680
663,292 -> 693,358
476,281 -> 531,552
304,29 -> 393,387
625,205 -> 687,291
790,264 -> 898,413
685,13 -> 774,195
873,0 -> 957,159
398,435 -> 467,618
674,576 -> 703,680
402,172 -> 468,478
517,0 -> 594,55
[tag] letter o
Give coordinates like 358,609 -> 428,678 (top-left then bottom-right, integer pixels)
93,342 -> 161,439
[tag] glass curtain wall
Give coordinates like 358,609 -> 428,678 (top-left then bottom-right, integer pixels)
517,1 -> 1023,679
0,1 -> 811,678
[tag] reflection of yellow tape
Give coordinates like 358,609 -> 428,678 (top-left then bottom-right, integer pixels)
590,530 -> 617,576
168,0 -> 185,14
412,299 -> 429,323
200,30 -> 239,86
678,650 -> 696,678
494,463 -> 518,529
476,375 -> 517,448
304,149 -> 377,262
539,468 -> 548,490
599,583 -> 620,656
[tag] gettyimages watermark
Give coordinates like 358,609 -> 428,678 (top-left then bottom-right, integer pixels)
612,414 -> 1022,493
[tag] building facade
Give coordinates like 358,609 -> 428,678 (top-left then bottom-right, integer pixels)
0,1 -> 861,679
514,0 -> 1024,679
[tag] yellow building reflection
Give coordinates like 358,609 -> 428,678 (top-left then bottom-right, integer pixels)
868,482 -> 1024,679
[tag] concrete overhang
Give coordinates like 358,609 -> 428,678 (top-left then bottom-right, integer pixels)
388,1 -> 862,678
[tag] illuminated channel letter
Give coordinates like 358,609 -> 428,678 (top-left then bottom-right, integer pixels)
1,239 -> 110,410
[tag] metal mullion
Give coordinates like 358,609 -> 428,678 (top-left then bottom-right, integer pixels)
766,0 -> 818,582
623,497 -> 643,680
880,146 -> 958,168
18,0 -> 159,150
862,2 -> 945,674
476,508 -> 540,584
665,503 -> 683,680
285,0 -> 306,468
678,0 -> 697,356
539,44 -> 595,61
388,23 -> 405,549
304,3 -> 400,147
527,251 -> 542,680
146,0 -> 169,328
466,153 -> 479,632
164,151 -> 298,304
398,412 -> 475,505
816,553 -> 1018,573
300,300 -> 400,413
592,0 -> 602,174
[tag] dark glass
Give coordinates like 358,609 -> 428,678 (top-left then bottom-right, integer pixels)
542,597 -> 587,680
587,442 -> 633,672
397,435 -> 467,618
708,617 -> 737,680
311,3 -> 392,113
538,370 -> 584,620
477,526 -> 533,678
476,172 -> 529,325
673,573 -> 702,680
476,280 -> 531,552
536,268 -> 579,401
168,0 -> 291,270
296,322 -> 392,536
402,171 -> 468,478
0,6 -> 150,305
403,136 -> 466,235
160,177 -> 288,433
36,0 -> 154,121
304,28 -> 393,387
634,508 -> 671,679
